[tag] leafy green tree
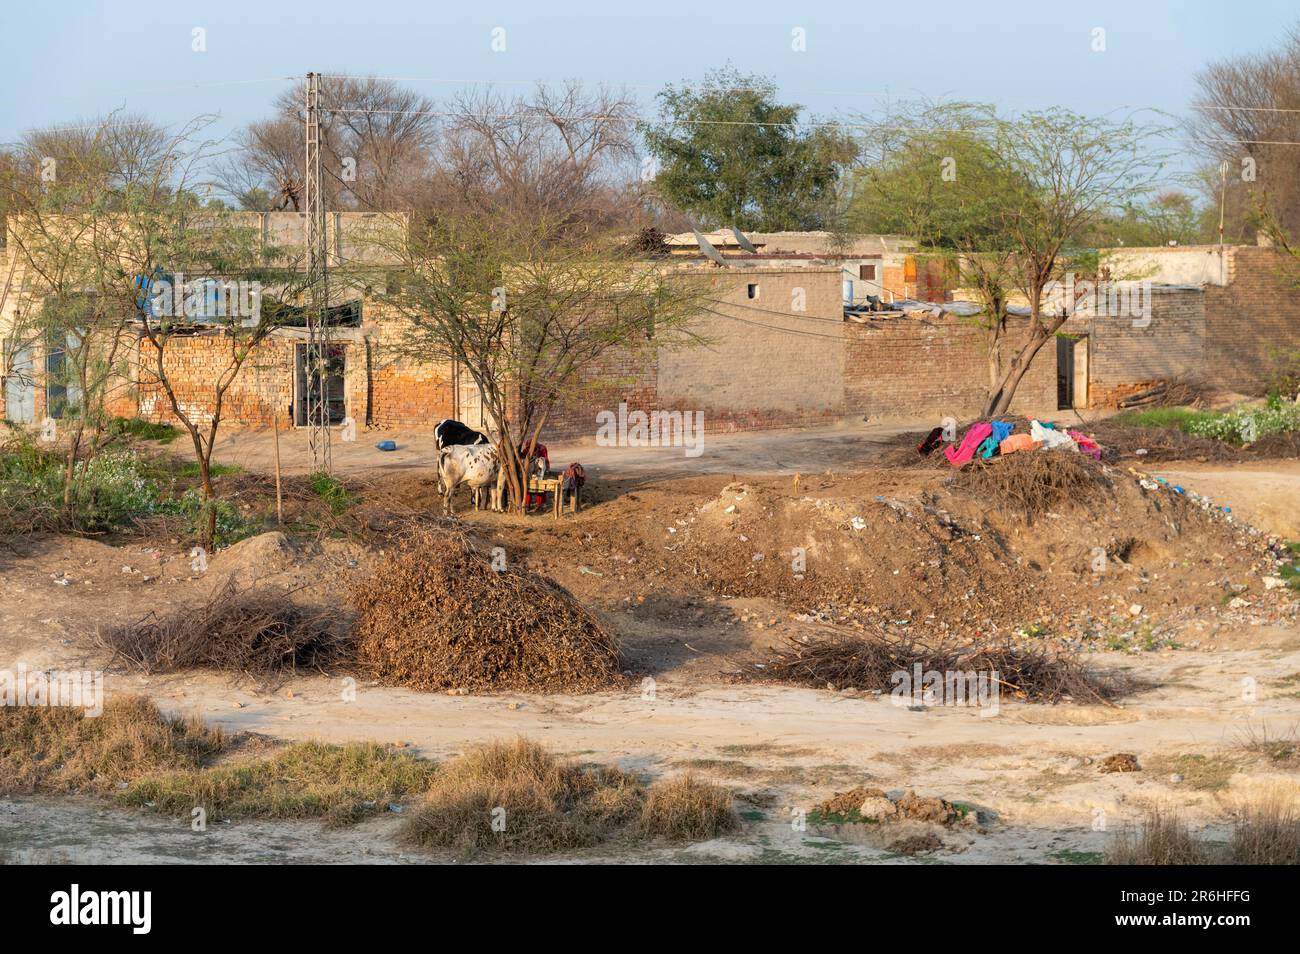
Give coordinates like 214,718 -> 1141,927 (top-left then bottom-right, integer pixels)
1077,191 -> 1214,248
850,102 -> 1172,414
642,68 -> 856,231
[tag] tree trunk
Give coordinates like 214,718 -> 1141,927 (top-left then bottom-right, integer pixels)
989,329 -> 1051,416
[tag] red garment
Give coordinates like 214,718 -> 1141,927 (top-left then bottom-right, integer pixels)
945,422 -> 993,468
519,442 -> 550,508
1068,430 -> 1102,460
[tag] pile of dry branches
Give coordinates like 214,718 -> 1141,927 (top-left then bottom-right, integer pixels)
953,449 -> 1112,519
736,630 -> 1122,705
97,577 -> 350,683
351,525 -> 624,693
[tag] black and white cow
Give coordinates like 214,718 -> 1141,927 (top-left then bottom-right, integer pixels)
437,443 -> 504,515
433,419 -> 491,495
434,418 -> 490,451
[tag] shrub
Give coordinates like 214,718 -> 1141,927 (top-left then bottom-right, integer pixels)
1187,402 -> 1300,444
0,436 -> 165,534
107,416 -> 179,444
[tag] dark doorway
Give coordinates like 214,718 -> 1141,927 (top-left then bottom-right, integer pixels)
1056,336 -> 1074,410
294,343 -> 347,426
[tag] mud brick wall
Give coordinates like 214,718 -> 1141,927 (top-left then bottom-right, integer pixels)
1085,287 -> 1206,407
843,317 -> 1057,421
1205,247 -> 1300,394
656,267 -> 846,434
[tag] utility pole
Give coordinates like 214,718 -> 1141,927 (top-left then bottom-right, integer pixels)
304,71 -> 332,473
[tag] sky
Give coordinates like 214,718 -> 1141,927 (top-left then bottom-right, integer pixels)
1,0 -> 1296,182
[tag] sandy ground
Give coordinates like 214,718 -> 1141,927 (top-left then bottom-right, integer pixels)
4,626 -> 1298,864
3,421 -> 1299,864
1156,460 -> 1300,539
209,417 -> 924,482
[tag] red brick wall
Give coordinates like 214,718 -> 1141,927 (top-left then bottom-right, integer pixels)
131,332 -> 455,430
1082,287 -> 1207,407
844,317 -> 1057,420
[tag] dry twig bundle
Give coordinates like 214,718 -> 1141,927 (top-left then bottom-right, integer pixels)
352,525 -> 624,692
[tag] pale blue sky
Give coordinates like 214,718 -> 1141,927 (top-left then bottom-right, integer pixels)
2,0 -> 1295,175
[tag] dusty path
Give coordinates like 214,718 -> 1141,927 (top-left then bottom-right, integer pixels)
1155,460 -> 1300,539
4,622 -> 1299,864
207,418 -> 922,482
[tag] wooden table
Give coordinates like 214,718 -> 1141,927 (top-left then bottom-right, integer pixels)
526,474 -> 580,518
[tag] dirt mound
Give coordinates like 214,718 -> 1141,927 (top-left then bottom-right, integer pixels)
351,525 -> 625,693
663,461 -> 1288,646
212,531 -> 296,574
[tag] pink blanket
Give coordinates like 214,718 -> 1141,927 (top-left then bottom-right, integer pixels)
946,422 -> 993,467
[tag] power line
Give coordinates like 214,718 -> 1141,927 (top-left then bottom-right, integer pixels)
318,72 -> 1300,117
317,72 -> 895,99
314,105 -> 1300,147
701,306 -> 845,341
704,295 -> 847,324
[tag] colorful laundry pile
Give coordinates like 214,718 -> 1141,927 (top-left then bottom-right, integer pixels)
925,418 -> 1104,467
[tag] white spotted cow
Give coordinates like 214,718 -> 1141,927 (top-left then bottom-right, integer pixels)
437,443 -> 505,515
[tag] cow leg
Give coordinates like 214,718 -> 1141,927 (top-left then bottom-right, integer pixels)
492,467 -> 506,512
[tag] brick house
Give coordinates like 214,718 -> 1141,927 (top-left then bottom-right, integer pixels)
4,213 -> 1296,445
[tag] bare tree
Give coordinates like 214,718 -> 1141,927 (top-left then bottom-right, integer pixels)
360,209 -> 705,513
426,82 -> 640,232
1190,24 -> 1300,242
219,75 -> 439,212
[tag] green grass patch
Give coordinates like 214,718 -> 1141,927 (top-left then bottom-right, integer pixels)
1110,407 -> 1216,433
174,461 -> 243,479
308,472 -> 354,515
108,417 -> 180,444
1112,400 -> 1300,445
121,740 -> 436,826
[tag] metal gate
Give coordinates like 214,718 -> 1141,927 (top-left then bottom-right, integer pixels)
3,342 -> 35,424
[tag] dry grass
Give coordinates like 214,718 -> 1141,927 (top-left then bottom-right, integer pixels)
1109,795 -> 1300,865
97,577 -> 351,685
736,631 -> 1123,705
1236,722 -> 1300,766
120,740 -> 436,826
1106,809 -> 1210,865
352,525 -> 624,693
0,694 -> 226,795
1228,794 -> 1300,865
953,450 -> 1113,520
1145,752 -> 1240,792
402,738 -> 735,856
401,738 -> 643,855
641,774 -> 737,840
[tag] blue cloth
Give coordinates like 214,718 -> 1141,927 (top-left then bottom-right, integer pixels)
977,421 -> 1015,458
